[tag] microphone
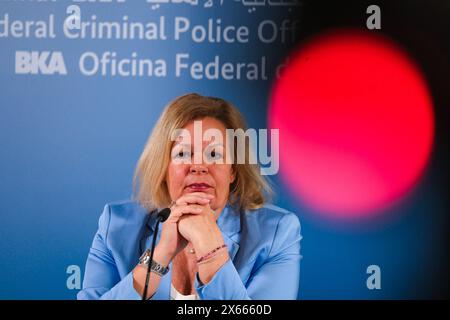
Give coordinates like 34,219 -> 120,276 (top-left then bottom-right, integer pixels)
142,207 -> 171,300
157,207 -> 171,222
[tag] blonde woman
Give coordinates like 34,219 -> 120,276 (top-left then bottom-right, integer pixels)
78,93 -> 302,300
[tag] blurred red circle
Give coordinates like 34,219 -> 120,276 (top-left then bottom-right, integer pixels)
269,30 -> 434,219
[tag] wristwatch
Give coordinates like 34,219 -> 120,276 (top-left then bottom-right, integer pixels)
138,249 -> 170,277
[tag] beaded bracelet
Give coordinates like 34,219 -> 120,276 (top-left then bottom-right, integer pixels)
196,244 -> 227,264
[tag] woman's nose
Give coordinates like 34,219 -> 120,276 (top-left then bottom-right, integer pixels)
190,164 -> 208,174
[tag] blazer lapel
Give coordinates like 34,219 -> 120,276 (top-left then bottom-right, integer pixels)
216,204 -> 241,261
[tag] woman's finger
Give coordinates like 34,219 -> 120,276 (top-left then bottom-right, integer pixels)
178,192 -> 214,200
168,204 -> 205,222
175,193 -> 213,206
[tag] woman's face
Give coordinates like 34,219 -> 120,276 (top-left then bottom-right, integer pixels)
166,117 -> 235,213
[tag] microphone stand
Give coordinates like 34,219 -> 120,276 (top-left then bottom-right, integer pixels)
142,208 -> 170,300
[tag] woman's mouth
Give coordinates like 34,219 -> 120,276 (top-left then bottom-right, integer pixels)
186,183 -> 212,191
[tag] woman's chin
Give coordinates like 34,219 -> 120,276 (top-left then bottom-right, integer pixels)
184,187 -> 214,194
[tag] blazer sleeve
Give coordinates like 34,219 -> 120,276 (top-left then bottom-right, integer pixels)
77,204 -> 141,300
194,212 -> 302,300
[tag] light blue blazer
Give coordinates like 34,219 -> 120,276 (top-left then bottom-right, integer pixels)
77,200 -> 302,300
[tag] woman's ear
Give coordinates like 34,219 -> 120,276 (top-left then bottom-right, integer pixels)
230,166 -> 236,184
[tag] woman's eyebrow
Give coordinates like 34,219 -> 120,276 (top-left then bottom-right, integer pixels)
172,142 -> 191,148
173,142 -> 225,149
207,142 -> 224,148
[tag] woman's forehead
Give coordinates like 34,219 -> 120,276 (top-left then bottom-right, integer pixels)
172,117 -> 230,147
183,117 -> 227,131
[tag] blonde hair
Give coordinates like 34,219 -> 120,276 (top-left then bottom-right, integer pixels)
132,93 -> 272,212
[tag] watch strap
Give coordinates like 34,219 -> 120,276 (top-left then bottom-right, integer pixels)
139,249 -> 170,276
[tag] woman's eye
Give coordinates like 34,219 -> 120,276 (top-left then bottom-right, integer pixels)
173,150 -> 191,159
206,149 -> 223,160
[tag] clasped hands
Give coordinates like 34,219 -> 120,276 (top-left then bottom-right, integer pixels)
157,192 -> 226,262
